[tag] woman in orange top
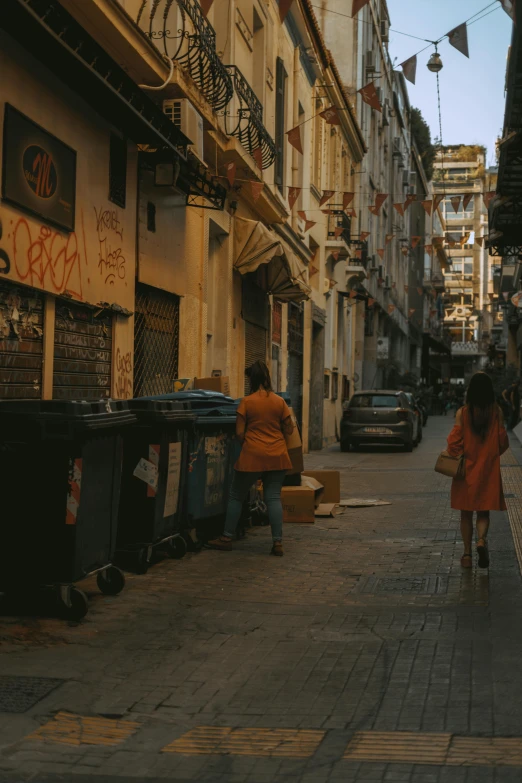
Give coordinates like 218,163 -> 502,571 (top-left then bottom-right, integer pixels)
447,372 -> 509,569
208,361 -> 294,556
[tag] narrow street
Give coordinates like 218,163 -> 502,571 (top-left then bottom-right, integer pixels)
2,417 -> 522,782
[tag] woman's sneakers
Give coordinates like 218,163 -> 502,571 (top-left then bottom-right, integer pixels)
476,538 -> 490,569
271,541 -> 284,557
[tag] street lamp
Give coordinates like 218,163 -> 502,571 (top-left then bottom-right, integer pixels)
427,52 -> 443,73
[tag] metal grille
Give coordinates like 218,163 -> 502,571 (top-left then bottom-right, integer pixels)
134,283 -> 180,397
244,321 -> 267,395
0,281 -> 44,399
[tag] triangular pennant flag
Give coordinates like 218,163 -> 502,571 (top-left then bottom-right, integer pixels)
425,244 -> 433,255
286,126 -> 303,154
319,190 -> 336,207
377,248 -> 384,259
417,287 -> 423,296
297,210 -> 306,221
378,276 -> 384,285
432,236 -> 444,246
355,249 -> 362,259
251,181 -> 264,201
200,0 -> 214,16
401,55 -> 417,85
321,209 -> 334,215
369,193 -> 388,215
401,247 -> 408,256
360,231 -> 370,241
331,251 -> 340,261
404,194 -> 417,211
447,22 -> 469,58
358,82 -> 382,112
448,241 -> 456,249
349,289 -> 357,299
500,0 -> 515,21
334,226 -> 344,238
385,233 -> 394,244
404,285 -> 409,293
304,220 -> 316,233
253,147 -> 263,169
451,196 -> 461,213
288,186 -> 301,210
503,291 -> 510,301
476,236 -> 484,247
411,236 -> 421,249
352,0 -> 370,14
345,208 -> 357,217
483,191 -> 496,208
433,194 -> 444,211
463,193 -> 474,210
460,232 -> 471,247
393,203 -> 405,217
409,308 -> 416,317
421,200 -> 433,216
388,305 -> 396,315
309,264 -> 319,277
226,161 -> 236,187
279,0 -> 294,22
368,298 -> 375,307
392,282 -> 396,289
320,106 -> 341,125
342,192 -> 355,209
329,278 -> 337,289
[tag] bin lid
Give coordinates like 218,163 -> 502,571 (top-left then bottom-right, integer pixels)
127,398 -> 196,424
0,399 -> 136,433
141,391 -> 237,412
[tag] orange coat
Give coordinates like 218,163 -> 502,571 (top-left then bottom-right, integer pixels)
447,405 -> 509,511
235,391 -> 293,472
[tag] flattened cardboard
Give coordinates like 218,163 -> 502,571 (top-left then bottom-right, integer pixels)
315,503 -> 337,517
302,470 -> 341,504
194,376 -> 231,395
281,486 -> 315,523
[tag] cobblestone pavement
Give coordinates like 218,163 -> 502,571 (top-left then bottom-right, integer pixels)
2,417 -> 522,782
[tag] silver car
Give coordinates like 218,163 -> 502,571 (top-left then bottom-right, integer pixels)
340,390 -> 416,452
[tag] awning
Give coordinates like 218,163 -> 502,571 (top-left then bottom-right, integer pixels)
234,217 -> 311,302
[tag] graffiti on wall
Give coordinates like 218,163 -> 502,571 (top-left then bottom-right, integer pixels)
94,206 -> 126,286
115,347 -> 133,399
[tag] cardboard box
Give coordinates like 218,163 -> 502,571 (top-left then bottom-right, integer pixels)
285,407 -> 304,475
300,475 -> 325,507
284,407 -> 302,451
281,486 -> 315,524
194,376 -> 230,396
302,470 -> 341,504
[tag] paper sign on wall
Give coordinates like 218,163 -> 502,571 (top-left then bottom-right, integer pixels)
133,458 -> 158,489
164,442 -> 182,518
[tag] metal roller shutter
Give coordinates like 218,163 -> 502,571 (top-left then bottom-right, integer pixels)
0,281 -> 44,399
53,302 -> 112,400
287,303 -> 304,427
134,283 -> 180,397
244,320 -> 267,394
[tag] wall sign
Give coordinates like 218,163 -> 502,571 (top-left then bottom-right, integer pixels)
2,104 -> 76,232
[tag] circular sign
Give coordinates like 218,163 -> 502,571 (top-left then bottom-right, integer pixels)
23,145 -> 57,199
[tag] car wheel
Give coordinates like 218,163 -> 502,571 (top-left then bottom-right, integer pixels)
340,439 -> 351,452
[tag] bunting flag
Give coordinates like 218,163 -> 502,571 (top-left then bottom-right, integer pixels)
432,236 -> 444,246
331,251 -> 340,261
279,0 -> 294,22
378,276 -> 384,285
463,193 -> 474,210
352,0 -> 371,14
447,22 -> 469,57
503,291 -> 510,301
329,278 -> 337,289
411,236 -> 421,249
288,186 -> 301,210
304,220 -> 316,233
226,161 -> 236,187
451,196 -> 461,213
200,0 -> 214,15
369,193 -> 388,215
286,126 -> 303,155
404,194 -> 417,211
401,247 -> 408,256
404,285 -> 409,293
320,190 -> 336,207
421,200 -> 433,216
417,287 -> 423,296
360,231 -> 370,241
385,233 -> 394,244
320,106 -> 342,125
425,244 -> 433,255
409,308 -> 416,317
358,82 -> 382,112
377,248 -> 385,259
483,191 -> 496,208
251,181 -> 264,201
393,203 -> 405,217
334,226 -> 344,238
343,192 -> 355,209
355,249 -> 362,259
460,232 -> 471,247
297,210 -> 306,221
476,236 -> 484,247
321,209 -> 334,215
349,289 -> 357,299
401,55 -> 417,85
433,194 -> 444,211
345,207 -> 357,217
368,298 -> 375,307
309,264 -> 319,277
392,282 -> 397,289
500,0 -> 515,21
388,305 -> 396,315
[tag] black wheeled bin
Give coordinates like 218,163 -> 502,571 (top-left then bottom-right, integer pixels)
0,399 -> 135,620
115,399 -> 195,572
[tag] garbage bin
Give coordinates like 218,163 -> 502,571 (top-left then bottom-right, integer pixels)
116,399 -> 195,573
0,399 -> 135,620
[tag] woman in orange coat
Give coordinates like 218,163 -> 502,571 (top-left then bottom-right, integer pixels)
447,372 -> 509,569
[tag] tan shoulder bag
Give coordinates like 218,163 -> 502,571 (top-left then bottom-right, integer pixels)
434,450 -> 466,479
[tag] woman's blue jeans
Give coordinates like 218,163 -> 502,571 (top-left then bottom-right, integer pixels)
224,469 -> 287,542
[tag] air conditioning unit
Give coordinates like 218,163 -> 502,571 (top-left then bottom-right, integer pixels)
384,275 -> 391,290
376,87 -> 383,105
409,172 -> 417,188
393,137 -> 401,156
380,19 -> 390,42
402,170 -> 410,188
163,98 -> 204,163
382,100 -> 390,127
365,51 -> 376,76
378,265 -> 384,278
323,277 -> 331,295
369,254 -> 379,270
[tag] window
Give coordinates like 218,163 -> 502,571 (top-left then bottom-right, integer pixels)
324,373 -> 330,399
147,202 -> 156,232
350,394 -> 399,408
109,134 -> 127,208
342,375 -> 350,401
275,57 -> 287,192
332,371 -> 339,401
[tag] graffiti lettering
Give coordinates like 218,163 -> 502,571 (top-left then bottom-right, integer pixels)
12,218 -> 83,298
94,206 -> 126,286
115,347 -> 132,399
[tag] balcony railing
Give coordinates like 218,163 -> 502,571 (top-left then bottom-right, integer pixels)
134,0 -> 233,112
327,207 -> 351,245
224,65 -> 276,169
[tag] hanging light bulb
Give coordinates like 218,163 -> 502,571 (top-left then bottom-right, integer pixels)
427,51 -> 443,73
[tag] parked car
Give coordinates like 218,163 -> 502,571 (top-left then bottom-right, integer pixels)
404,392 -> 423,445
341,390 -> 417,452
417,399 -> 428,427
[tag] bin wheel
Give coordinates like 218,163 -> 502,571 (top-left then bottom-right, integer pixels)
59,588 -> 88,621
97,566 -> 125,596
166,536 -> 187,560
136,548 -> 150,575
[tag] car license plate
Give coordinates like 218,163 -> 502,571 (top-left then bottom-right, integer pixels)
364,427 -> 391,434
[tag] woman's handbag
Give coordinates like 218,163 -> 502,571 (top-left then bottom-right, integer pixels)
434,450 -> 466,479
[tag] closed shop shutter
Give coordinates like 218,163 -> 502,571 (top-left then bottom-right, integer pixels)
53,302 -> 112,400
0,281 -> 44,399
287,303 -> 304,427
244,320 -> 267,394
134,283 -> 180,397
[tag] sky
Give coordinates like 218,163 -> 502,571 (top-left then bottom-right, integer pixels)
386,0 -> 513,166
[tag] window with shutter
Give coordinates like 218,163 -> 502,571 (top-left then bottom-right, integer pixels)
275,57 -> 287,192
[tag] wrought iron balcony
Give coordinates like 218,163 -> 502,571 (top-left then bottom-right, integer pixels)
327,207 -> 351,245
134,0 -> 233,112
224,65 -> 276,169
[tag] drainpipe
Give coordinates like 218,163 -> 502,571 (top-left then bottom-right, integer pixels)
291,46 -> 300,234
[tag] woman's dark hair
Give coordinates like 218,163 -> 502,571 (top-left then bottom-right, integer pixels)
246,360 -> 272,394
466,372 -> 496,439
